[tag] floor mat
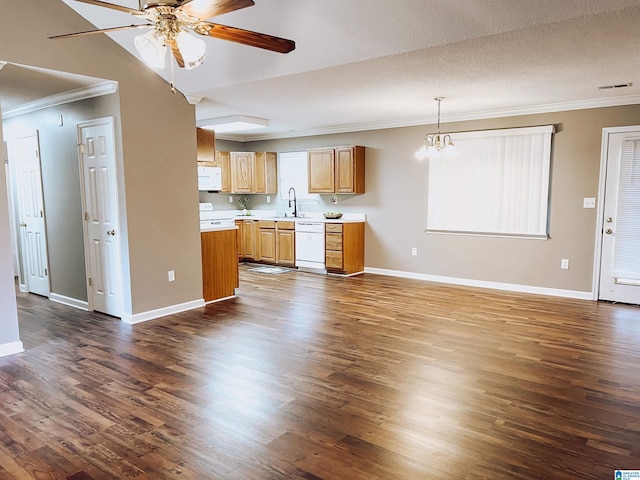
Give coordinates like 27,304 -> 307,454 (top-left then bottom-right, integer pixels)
247,266 -> 295,275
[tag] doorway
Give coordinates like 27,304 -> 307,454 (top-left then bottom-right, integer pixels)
597,127 -> 640,304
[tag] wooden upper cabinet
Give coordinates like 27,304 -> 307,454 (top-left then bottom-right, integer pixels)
336,146 -> 365,194
254,152 -> 278,194
215,151 -> 231,193
231,152 -> 254,193
308,148 -> 336,193
196,128 -> 215,163
308,146 -> 365,194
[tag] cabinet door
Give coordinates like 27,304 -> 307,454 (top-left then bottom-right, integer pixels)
196,128 -> 215,163
308,148 -> 335,193
258,228 -> 276,262
336,146 -> 365,193
231,152 -> 254,193
277,229 -> 295,265
243,220 -> 256,259
216,151 -> 231,193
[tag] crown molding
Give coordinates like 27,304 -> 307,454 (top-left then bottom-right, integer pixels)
215,94 -> 640,143
2,81 -> 118,119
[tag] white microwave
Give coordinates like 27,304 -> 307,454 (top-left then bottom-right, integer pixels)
197,166 -> 222,191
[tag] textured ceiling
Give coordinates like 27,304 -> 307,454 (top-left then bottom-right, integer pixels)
5,0 -> 640,140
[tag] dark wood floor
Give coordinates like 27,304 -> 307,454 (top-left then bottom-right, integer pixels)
2,265 -> 640,479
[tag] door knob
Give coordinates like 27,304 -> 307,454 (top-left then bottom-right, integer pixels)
107,229 -> 116,236
605,228 -> 613,235
606,217 -> 613,223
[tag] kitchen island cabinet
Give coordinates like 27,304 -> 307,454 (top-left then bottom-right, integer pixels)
325,222 -> 365,275
201,227 -> 238,303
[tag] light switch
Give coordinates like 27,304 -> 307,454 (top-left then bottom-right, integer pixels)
583,197 -> 596,208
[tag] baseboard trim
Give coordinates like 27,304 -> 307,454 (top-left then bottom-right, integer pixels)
364,267 -> 594,300
0,341 -> 24,358
204,294 -> 236,305
50,293 -> 89,311
120,299 -> 206,325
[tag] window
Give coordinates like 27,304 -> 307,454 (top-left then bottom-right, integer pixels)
278,151 -> 319,203
426,125 -> 554,238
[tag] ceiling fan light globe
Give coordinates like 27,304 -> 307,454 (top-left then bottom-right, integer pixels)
177,31 -> 206,70
134,30 -> 167,69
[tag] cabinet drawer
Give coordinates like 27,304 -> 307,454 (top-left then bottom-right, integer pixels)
326,250 -> 343,269
325,223 -> 343,233
257,220 -> 276,229
276,221 -> 295,230
325,233 -> 343,250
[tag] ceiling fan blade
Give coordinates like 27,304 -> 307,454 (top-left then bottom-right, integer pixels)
178,0 -> 254,20
168,40 -> 186,68
194,22 -> 295,54
71,0 -> 143,15
48,24 -> 151,39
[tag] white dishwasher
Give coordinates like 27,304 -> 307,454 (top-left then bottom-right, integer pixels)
295,222 -> 326,270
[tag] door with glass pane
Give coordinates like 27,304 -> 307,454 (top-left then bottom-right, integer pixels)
599,131 -> 640,304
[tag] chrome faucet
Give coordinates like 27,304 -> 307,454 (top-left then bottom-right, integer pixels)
288,187 -> 298,217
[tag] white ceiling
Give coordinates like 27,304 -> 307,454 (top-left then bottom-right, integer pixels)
15,1 -> 640,139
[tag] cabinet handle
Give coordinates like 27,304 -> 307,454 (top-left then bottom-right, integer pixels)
605,229 -> 613,235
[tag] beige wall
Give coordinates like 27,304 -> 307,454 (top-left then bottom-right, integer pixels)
209,105 -> 640,294
1,0 -> 202,320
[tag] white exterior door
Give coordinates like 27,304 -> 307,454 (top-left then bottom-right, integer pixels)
12,131 -> 50,297
78,118 -> 123,317
599,130 -> 640,304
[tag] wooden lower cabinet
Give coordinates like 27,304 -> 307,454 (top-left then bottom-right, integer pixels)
276,221 -> 295,266
201,229 -> 239,302
257,220 -> 295,266
257,221 -> 276,262
325,222 -> 365,275
236,219 -> 256,260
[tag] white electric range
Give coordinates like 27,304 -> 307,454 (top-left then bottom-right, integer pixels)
199,203 -> 236,230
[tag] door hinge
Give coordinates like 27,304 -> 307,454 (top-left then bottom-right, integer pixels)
78,144 -> 85,154
84,212 -> 89,221
40,210 -> 43,218
88,278 -> 93,287
44,268 -> 48,276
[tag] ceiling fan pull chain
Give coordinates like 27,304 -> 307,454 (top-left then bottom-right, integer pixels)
170,59 -> 176,94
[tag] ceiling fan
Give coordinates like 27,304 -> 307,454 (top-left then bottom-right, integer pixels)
49,0 -> 295,71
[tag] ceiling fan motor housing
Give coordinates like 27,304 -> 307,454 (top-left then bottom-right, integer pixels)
140,0 -> 183,10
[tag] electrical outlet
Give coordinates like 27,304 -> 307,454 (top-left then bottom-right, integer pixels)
168,270 -> 175,282
561,259 -> 569,270
411,247 -> 418,256
583,197 -> 596,209
266,196 -> 271,203
228,196 -> 233,203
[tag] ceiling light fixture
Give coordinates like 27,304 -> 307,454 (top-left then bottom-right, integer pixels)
198,115 -> 269,134
415,97 -> 456,160
134,20 -> 206,71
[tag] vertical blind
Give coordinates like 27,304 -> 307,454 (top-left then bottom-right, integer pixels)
427,125 -> 554,238
612,139 -> 640,284
278,151 -> 317,202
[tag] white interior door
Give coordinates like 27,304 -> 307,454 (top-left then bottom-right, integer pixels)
12,131 -> 50,297
599,131 -> 640,304
78,118 -> 123,317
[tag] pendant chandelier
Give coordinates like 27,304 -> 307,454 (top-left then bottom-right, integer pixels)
415,97 -> 457,160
